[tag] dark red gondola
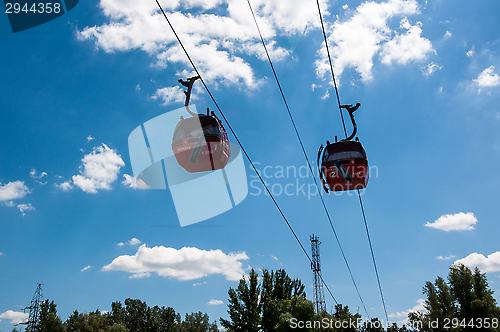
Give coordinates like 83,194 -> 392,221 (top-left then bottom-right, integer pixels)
318,103 -> 369,192
172,76 -> 231,173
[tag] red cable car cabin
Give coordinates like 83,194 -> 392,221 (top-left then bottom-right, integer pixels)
319,139 -> 369,192
172,112 -> 231,173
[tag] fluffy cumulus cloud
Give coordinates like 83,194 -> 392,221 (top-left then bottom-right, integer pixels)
151,86 -> 185,105
455,252 -> 500,273
55,181 -> 73,191
122,174 -> 141,189
57,144 -> 125,194
316,0 -> 433,82
117,238 -> 142,246
380,20 -> 433,65
0,310 -> 29,325
77,0 -> 322,95
207,299 -> 223,305
474,66 -> 500,93
388,299 -> 425,325
0,181 -> 30,202
0,181 -> 34,215
128,238 -> 142,246
103,244 -> 249,281
425,212 -> 477,231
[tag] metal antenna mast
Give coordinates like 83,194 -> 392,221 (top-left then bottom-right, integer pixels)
310,235 -> 326,313
20,283 -> 43,331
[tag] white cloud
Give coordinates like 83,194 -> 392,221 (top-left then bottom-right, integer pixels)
117,238 -> 142,246
422,62 -> 441,76
455,252 -> 500,273
316,0 -> 433,82
208,299 -> 223,305
425,212 -> 477,231
466,46 -> 475,57
77,0 -> 322,90
388,299 -> 425,325
380,20 -> 434,65
81,265 -> 92,272
0,252 -> 3,256
152,86 -> 185,106
66,144 -> 125,194
122,174 -> 143,189
474,66 -> 500,93
17,203 -> 35,216
130,272 -> 151,279
436,255 -> 456,261
87,135 -> 95,142
0,181 -> 30,202
103,244 -> 249,281
29,169 -> 47,179
270,255 -> 278,261
443,30 -> 452,39
55,181 -> 73,191
0,310 -> 29,325
128,238 -> 142,246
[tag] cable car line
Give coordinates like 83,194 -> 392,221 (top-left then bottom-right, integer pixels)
358,190 -> 389,323
315,0 -> 348,138
246,0 -> 368,317
315,0 -> 389,321
154,0 -> 340,306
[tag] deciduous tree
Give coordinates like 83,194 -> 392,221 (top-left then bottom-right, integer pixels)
408,263 -> 500,331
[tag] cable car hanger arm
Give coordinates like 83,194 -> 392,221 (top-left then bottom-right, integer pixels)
340,102 -> 360,141
178,75 -> 200,116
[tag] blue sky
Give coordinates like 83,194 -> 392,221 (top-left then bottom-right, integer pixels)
1,0 -> 500,330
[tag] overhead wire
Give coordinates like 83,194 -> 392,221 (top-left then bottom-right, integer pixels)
245,0 -> 368,318
315,0 -> 389,322
315,0 -> 347,138
153,0 -> 339,306
358,190 -> 389,322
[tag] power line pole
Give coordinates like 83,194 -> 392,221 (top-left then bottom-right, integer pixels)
19,283 -> 43,332
310,234 -> 326,313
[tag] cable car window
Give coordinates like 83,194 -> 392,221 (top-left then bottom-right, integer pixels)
203,124 -> 220,136
322,149 -> 329,163
327,150 -> 364,161
173,116 -> 220,141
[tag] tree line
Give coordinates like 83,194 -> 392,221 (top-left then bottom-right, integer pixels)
13,264 -> 500,331
13,299 -> 217,332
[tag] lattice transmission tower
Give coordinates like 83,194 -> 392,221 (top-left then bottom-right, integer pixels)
19,283 -> 43,332
310,234 -> 326,313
